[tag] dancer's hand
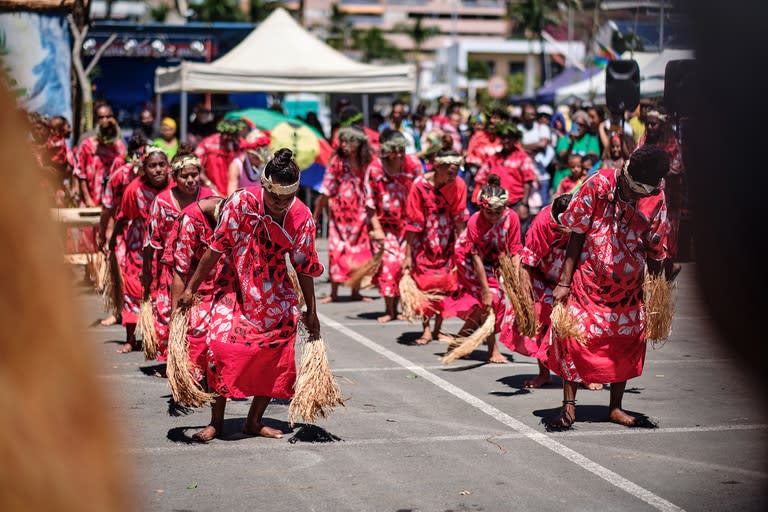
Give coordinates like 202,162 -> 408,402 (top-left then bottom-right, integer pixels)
303,309 -> 321,339
553,283 -> 571,304
177,289 -> 194,309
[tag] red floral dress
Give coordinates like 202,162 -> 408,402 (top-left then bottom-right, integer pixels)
474,147 -> 536,205
206,187 -> 324,399
364,157 -> 420,297
102,161 -> 141,274
320,156 -> 372,283
195,133 -> 236,195
75,136 -> 127,206
144,187 -> 213,360
74,136 -> 126,253
507,204 -> 569,358
548,168 -> 669,383
442,209 -> 522,333
404,175 -> 469,313
119,177 -> 170,325
173,202 -> 232,383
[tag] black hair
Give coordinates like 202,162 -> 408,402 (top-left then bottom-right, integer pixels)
434,149 -> 460,161
126,131 -> 148,154
339,106 -> 362,126
380,128 -> 406,145
552,193 -> 573,221
481,174 -> 507,201
265,148 -> 300,184
627,144 -> 670,186
490,107 -> 509,121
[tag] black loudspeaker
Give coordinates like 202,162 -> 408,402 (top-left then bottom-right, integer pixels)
664,59 -> 696,118
605,59 -> 640,113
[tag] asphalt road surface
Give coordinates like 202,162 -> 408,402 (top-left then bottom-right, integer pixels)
82,242 -> 768,512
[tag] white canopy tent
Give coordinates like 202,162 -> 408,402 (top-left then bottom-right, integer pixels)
154,8 -> 415,138
554,49 -> 694,104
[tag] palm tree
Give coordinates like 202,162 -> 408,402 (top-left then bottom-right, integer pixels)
394,15 -> 441,105
507,0 -> 582,95
353,28 -> 404,64
325,3 -> 353,51
189,0 -> 247,22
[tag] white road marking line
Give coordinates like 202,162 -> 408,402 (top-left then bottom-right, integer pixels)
319,313 -> 685,512
126,423 -> 768,455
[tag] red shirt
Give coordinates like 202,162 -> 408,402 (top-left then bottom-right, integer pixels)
474,147 -> 536,205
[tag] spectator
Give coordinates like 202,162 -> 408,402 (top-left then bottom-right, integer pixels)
153,117 -> 179,160
553,110 -> 600,193
378,100 -> 416,155
518,103 -> 554,207
599,110 -> 633,150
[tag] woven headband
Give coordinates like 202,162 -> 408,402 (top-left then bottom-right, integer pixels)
144,146 -> 166,158
261,174 -> 299,196
380,137 -> 407,153
172,155 -> 201,171
622,160 -> 659,195
434,155 -> 463,166
337,126 -> 368,142
646,110 -> 668,122
479,194 -> 508,209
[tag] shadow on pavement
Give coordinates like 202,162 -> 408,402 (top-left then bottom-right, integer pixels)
288,424 -> 343,444
533,405 -> 658,431
495,374 -> 563,390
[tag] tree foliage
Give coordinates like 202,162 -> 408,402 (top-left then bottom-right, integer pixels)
353,28 -> 403,64
189,0 -> 247,22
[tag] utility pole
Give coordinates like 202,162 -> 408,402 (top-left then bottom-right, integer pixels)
659,2 -> 665,51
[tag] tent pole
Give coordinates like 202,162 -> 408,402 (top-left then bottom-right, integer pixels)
180,91 -> 188,143
362,93 -> 369,127
154,93 -> 162,133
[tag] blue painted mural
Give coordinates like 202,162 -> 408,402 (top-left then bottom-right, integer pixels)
0,12 -> 71,121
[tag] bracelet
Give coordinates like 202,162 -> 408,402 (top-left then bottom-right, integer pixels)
557,282 -> 571,288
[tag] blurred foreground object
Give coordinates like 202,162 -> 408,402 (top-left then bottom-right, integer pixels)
0,86 -> 133,511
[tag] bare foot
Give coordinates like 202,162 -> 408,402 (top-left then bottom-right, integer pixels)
608,408 -> 637,427
100,315 -> 117,326
192,425 -> 221,442
524,375 -> 553,388
414,336 -> 431,345
436,333 -> 456,343
487,353 -> 508,364
583,382 -> 604,391
377,314 -> 394,323
395,314 -> 406,321
243,424 -> 284,439
545,403 -> 576,431
319,294 -> 336,304
116,342 -> 135,353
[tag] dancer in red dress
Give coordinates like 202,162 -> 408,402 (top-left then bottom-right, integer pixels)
194,119 -> 242,195
365,129 -> 421,322
178,148 -> 323,441
170,195 -> 227,388
113,147 -> 171,353
75,114 -> 127,208
474,122 -> 536,231
637,107 -> 684,281
508,194 -> 573,388
404,150 -> 469,345
315,126 -> 373,303
144,147 -> 213,362
547,145 -> 670,429
442,174 -> 521,363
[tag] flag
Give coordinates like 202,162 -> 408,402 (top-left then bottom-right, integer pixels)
596,41 -> 620,61
592,41 -> 619,69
